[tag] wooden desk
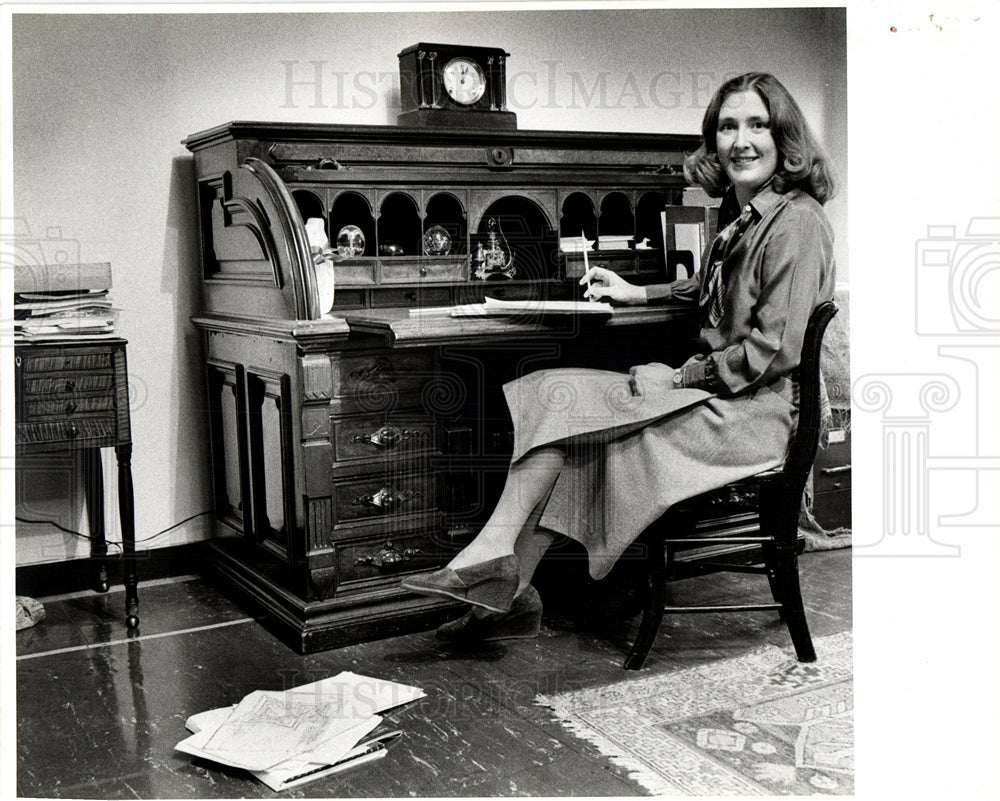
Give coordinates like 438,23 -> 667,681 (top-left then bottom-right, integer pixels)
184,120 -> 705,652
14,338 -> 139,629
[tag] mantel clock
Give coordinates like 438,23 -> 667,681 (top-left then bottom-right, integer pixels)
397,43 -> 517,129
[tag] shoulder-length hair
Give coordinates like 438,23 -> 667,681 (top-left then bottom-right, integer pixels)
683,72 -> 836,204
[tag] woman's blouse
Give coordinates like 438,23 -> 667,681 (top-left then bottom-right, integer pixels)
644,185 -> 836,396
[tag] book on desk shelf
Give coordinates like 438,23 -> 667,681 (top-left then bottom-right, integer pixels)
13,262 -> 118,342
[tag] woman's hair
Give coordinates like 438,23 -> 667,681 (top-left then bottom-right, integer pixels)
683,72 -> 836,204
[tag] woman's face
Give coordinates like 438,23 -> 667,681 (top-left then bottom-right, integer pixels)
715,89 -> 778,201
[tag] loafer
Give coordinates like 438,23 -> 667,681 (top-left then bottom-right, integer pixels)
436,585 -> 542,642
400,554 -> 519,613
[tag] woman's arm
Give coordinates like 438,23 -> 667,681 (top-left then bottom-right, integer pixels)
579,266 -> 700,305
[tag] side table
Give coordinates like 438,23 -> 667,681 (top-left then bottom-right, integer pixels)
14,337 -> 139,629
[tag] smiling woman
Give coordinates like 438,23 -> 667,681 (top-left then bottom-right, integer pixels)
402,72 -> 839,643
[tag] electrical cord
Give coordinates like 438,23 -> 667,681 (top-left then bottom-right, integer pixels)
14,510 -> 214,557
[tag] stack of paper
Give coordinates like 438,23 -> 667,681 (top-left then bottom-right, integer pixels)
176,671 -> 425,791
597,235 -> 634,250
14,262 -> 118,342
410,296 -> 613,318
14,291 -> 119,341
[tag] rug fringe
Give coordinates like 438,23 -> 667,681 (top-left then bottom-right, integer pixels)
544,712 -> 691,796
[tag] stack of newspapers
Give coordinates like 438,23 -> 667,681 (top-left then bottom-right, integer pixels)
175,671 -> 424,791
14,262 -> 118,342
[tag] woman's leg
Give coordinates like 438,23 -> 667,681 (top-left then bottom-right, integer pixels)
448,446 -> 564,571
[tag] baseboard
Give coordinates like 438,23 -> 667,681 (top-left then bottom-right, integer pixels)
14,542 -> 210,598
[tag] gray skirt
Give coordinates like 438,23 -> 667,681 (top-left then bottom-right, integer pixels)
503,368 -> 796,579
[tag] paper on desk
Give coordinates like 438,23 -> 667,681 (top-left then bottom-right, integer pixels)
176,671 -> 424,771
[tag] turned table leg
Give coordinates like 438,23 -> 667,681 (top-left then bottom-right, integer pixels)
82,448 -> 110,593
116,442 -> 140,629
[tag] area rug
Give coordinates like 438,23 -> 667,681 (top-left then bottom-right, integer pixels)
536,631 -> 852,796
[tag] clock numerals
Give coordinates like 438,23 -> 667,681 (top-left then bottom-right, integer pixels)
442,57 -> 487,106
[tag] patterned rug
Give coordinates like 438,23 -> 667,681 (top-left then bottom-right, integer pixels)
536,631 -> 852,796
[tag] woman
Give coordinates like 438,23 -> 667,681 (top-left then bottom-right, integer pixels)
402,72 -> 837,641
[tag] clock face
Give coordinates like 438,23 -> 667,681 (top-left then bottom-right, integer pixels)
441,57 -> 487,105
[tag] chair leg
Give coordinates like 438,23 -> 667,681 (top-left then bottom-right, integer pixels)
773,547 -> 816,662
761,544 -> 787,620
624,534 -> 668,670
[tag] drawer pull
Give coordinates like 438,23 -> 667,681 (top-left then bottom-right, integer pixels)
353,486 -> 421,509
67,423 -> 80,439
65,401 -> 78,414
821,465 -> 851,476
352,423 -> 426,449
354,540 -> 423,570
65,380 -> 77,392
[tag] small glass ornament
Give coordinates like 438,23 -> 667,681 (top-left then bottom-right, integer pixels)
336,225 -> 366,257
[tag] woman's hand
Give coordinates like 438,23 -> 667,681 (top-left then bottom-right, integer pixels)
580,266 -> 646,305
628,362 -> 677,396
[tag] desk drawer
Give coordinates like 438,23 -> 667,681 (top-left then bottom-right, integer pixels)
334,472 -> 437,524
331,415 -> 439,463
334,529 -> 449,587
332,352 -> 436,411
380,258 -> 466,284
16,416 -> 116,447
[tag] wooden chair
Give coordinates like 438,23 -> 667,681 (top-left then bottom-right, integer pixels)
623,301 -> 839,670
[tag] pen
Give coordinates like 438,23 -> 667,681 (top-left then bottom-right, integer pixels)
582,230 -> 592,301
279,731 -> 403,787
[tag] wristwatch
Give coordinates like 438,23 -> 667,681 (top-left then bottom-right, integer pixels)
672,370 -> 684,388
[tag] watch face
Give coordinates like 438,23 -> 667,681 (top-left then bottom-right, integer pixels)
442,57 -> 487,105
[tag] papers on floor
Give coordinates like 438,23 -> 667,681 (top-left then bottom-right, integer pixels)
175,671 -> 424,791
410,296 -> 614,318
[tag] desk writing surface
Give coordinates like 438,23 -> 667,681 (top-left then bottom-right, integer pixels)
342,305 -> 699,346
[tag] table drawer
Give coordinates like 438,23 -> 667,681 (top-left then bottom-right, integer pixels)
21,352 -> 113,373
334,529 -> 450,587
25,394 -> 115,418
334,472 -> 438,524
16,415 -> 117,447
23,373 -> 115,396
331,415 -> 439,463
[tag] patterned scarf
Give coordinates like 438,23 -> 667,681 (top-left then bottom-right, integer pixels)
698,202 -> 756,327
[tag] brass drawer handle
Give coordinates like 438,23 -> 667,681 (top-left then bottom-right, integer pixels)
65,380 -> 77,392
67,423 -> 80,439
354,540 -> 423,570
353,486 -> 421,509
352,424 -> 426,449
65,401 -> 78,414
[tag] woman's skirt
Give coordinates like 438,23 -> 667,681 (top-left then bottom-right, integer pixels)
503,367 -> 796,579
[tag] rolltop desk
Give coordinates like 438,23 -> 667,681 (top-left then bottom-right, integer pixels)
182,121 -> 708,652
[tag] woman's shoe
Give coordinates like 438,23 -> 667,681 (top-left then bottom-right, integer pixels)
436,585 -> 542,642
400,554 -> 519,613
